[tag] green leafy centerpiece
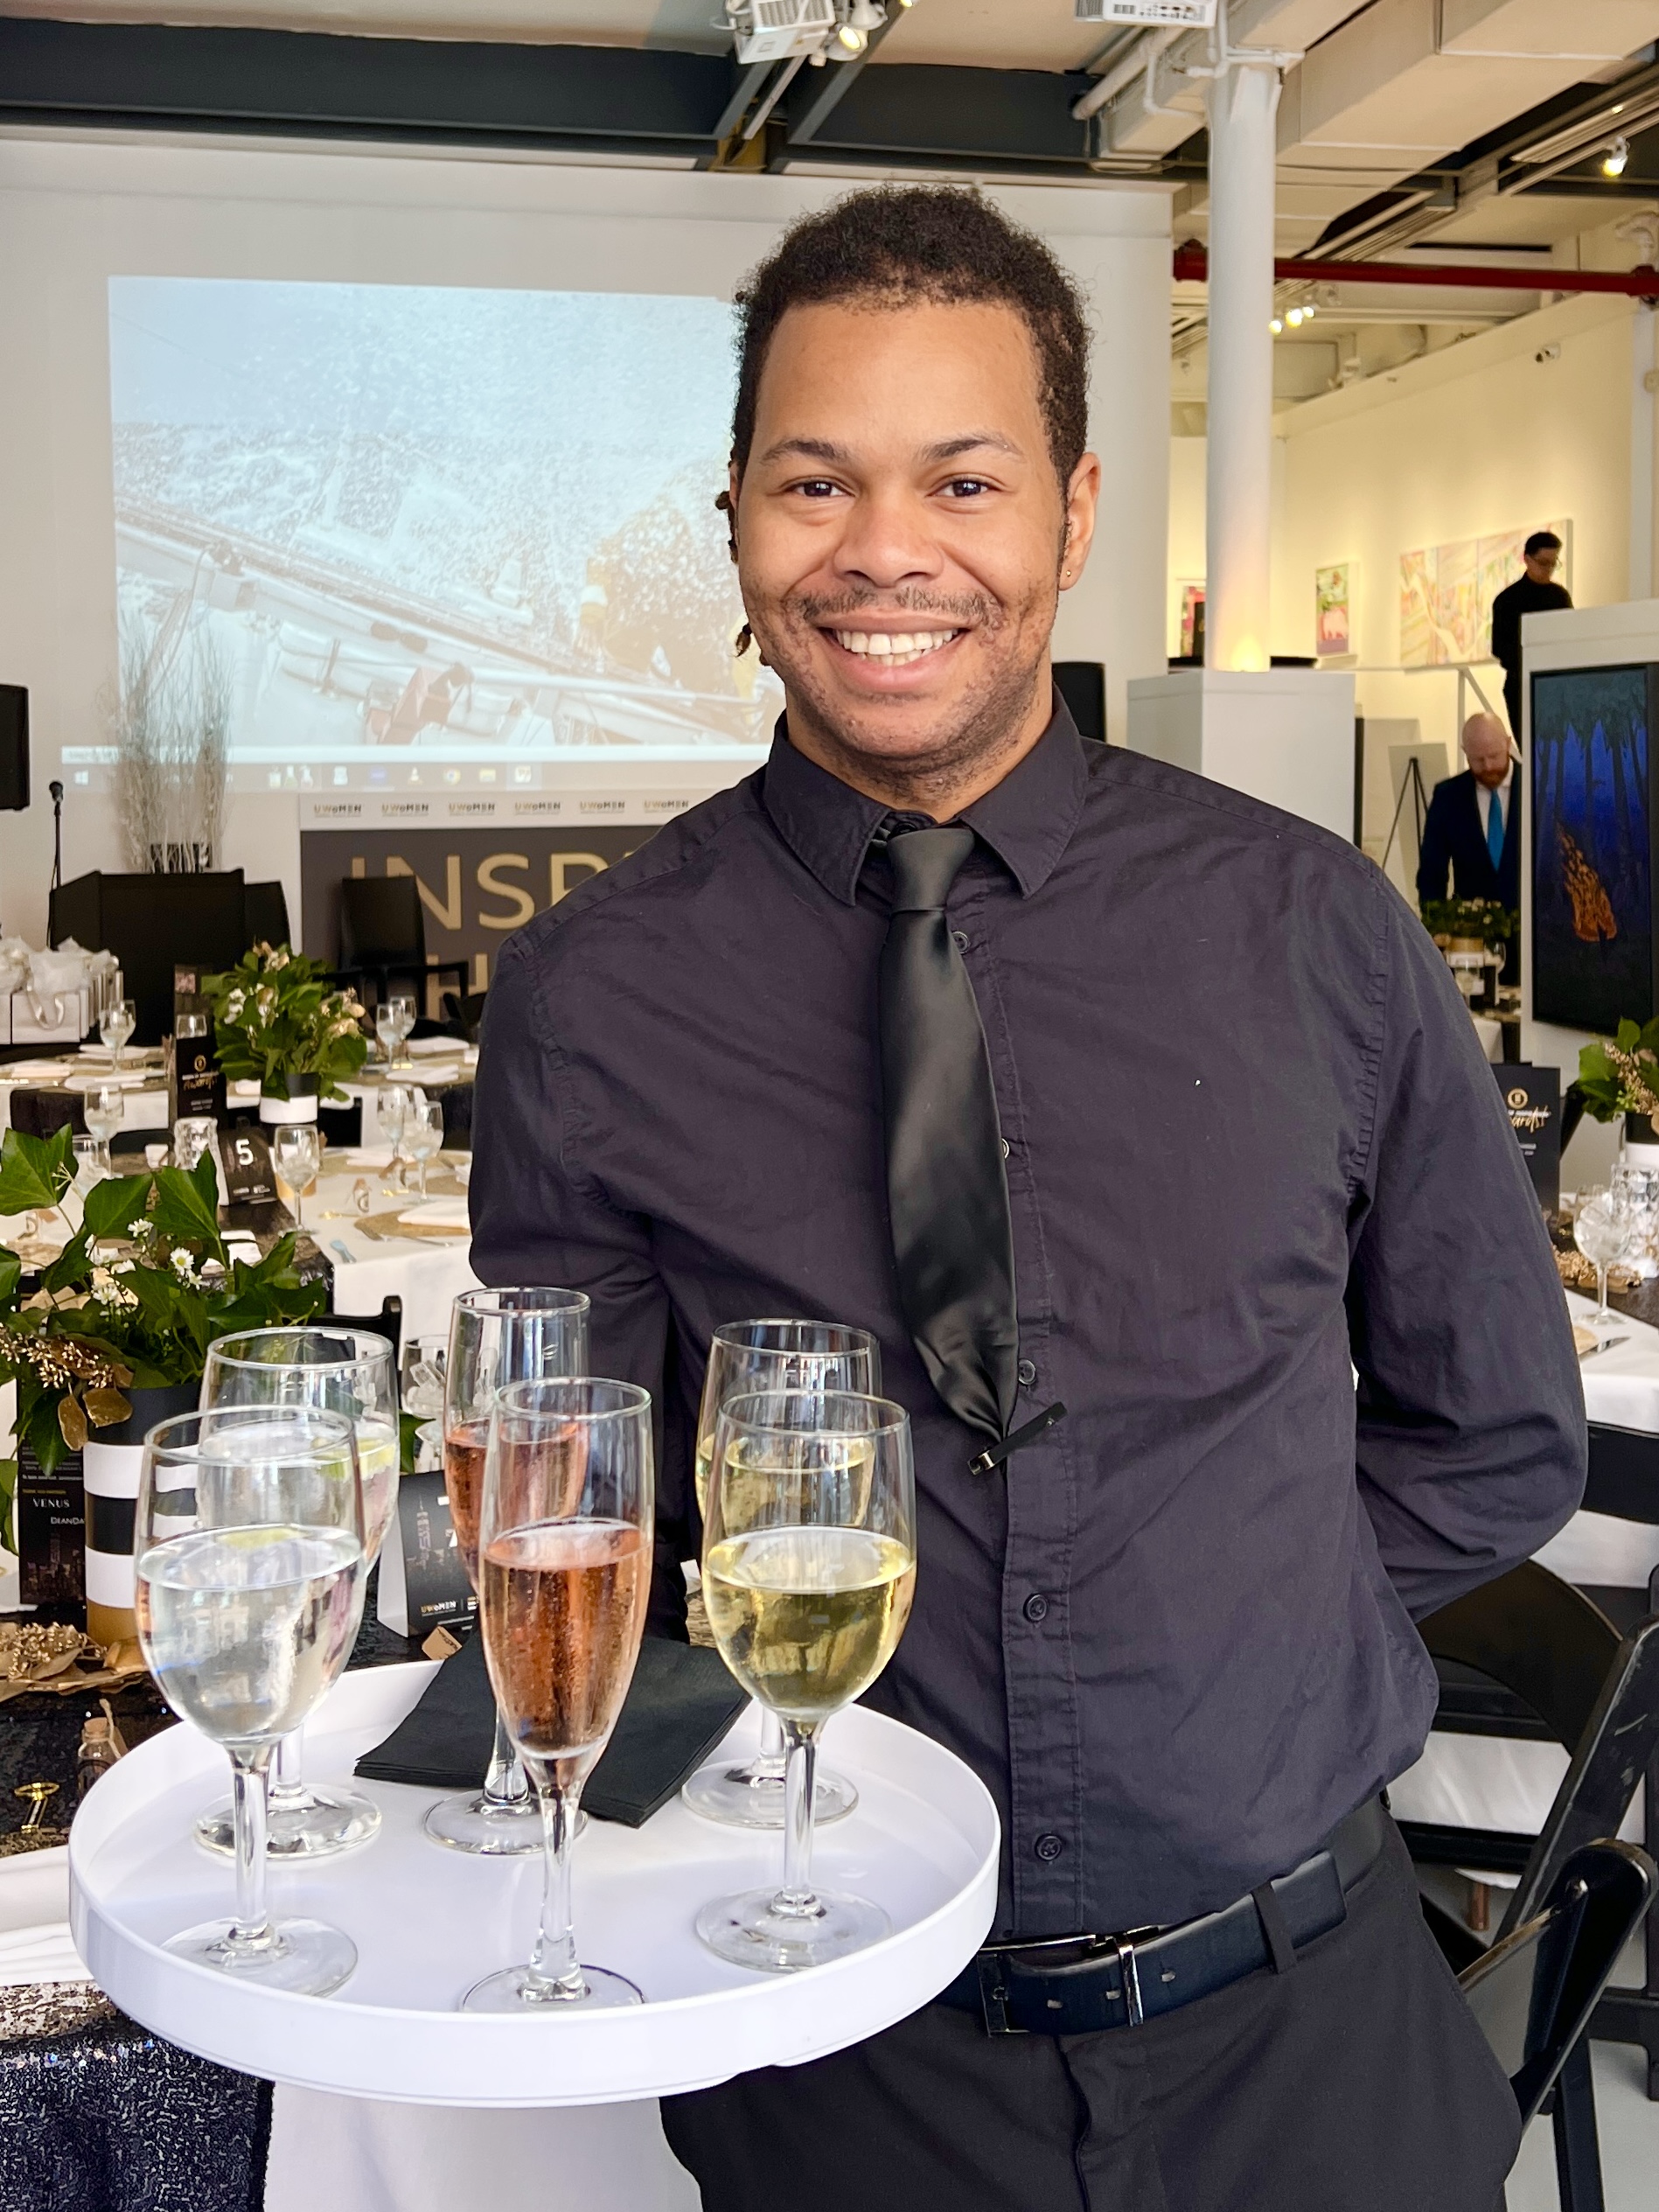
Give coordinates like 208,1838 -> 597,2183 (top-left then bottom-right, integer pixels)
1419,897 -> 1518,947
203,944 -> 367,1122
1577,1017 -> 1659,1140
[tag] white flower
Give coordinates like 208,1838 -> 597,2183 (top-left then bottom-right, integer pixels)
169,1247 -> 194,1280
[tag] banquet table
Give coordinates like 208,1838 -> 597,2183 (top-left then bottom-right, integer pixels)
300,1147 -> 479,1340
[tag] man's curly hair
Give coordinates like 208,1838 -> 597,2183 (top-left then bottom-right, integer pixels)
730,185 -> 1091,489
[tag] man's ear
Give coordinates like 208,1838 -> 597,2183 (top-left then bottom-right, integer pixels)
718,457 -> 742,565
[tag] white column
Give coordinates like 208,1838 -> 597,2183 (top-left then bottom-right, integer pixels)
1204,57 -> 1280,673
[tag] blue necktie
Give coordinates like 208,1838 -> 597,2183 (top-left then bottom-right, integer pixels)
1488,788 -> 1505,866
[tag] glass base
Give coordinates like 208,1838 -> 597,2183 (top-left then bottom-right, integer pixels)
462,1962 -> 641,2013
165,1915 -> 357,1996
195,1783 -> 381,1861
695,1885 -> 889,1973
680,1758 -> 857,1830
424,1791 -> 587,1854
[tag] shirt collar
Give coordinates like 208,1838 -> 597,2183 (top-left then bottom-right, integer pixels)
761,693 -> 1090,907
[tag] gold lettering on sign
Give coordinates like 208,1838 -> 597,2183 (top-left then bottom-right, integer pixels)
387,853 -> 464,933
550,855 -> 610,905
477,854 -> 535,931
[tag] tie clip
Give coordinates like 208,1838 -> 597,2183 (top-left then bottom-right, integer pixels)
968,1401 -> 1068,1476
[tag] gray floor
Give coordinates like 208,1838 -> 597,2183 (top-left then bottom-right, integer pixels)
1505,2038 -> 1658,2210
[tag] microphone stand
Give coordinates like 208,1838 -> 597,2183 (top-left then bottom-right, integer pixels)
48,780 -> 63,939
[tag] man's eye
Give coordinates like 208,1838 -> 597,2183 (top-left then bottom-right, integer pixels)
942,478 -> 993,498
793,479 -> 842,499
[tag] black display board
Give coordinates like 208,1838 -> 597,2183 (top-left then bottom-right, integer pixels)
1494,1063 -> 1561,1213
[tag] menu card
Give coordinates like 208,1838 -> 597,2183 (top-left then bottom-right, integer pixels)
1494,1062 -> 1561,1212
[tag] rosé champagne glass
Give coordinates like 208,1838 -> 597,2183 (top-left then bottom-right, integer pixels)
681,1321 -> 879,1830
426,1287 -> 590,1854
193,1327 -> 398,1860
463,1376 -> 652,2012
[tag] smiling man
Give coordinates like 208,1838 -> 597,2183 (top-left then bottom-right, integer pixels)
471,188 -> 1581,2211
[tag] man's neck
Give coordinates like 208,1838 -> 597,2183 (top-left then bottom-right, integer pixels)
782,661 -> 1056,821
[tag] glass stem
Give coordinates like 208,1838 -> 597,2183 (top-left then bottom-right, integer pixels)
269,1727 -> 305,1810
228,1744 -> 278,1952
482,1706 -> 531,1809
756,1705 -> 787,1765
1598,1260 -> 1610,1319
526,1778 -> 586,1999
776,1720 -> 823,1918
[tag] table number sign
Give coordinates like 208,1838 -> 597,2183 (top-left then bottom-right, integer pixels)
218,1125 -> 277,1207
1494,1063 -> 1560,1212
376,1469 -> 476,1639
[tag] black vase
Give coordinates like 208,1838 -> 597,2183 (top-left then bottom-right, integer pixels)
94,1380 -> 200,1448
1626,1112 -> 1659,1147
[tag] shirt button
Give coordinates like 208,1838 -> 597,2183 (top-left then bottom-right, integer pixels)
1017,1358 -> 1036,1386
951,930 -> 970,951
1035,1832 -> 1066,1863
1023,1592 -> 1049,1623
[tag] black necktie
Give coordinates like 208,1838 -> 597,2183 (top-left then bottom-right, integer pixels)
879,825 -> 1019,1445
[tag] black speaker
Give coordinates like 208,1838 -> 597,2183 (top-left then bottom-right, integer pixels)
1054,661 -> 1106,744
0,687 -> 29,812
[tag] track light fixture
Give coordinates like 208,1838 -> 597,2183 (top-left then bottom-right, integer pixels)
1604,136 -> 1630,178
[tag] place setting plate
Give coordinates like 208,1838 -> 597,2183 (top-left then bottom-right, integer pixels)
69,1661 -> 1000,2106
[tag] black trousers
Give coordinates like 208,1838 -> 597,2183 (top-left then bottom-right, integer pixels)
661,1825 -> 1520,2212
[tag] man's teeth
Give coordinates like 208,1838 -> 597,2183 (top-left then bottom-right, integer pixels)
832,630 -> 959,667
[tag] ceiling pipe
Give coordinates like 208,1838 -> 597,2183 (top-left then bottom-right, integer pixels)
1174,243 -> 1659,297
1072,25 -> 1180,121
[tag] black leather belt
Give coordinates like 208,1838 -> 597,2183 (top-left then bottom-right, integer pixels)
938,1797 -> 1389,2036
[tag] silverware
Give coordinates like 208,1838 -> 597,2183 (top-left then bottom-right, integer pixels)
1580,1335 -> 1629,1360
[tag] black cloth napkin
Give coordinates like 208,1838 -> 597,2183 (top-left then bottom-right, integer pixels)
354,1629 -> 748,1828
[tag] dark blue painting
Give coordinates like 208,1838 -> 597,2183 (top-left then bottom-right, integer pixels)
1532,664 -> 1657,1032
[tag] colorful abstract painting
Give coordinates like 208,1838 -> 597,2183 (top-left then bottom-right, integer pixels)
1314,563 -> 1351,657
1399,520 -> 1571,667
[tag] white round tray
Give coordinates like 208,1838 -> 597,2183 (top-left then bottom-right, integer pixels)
69,1661 -> 999,2106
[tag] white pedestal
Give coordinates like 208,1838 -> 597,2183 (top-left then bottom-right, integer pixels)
1126,668 -> 1357,841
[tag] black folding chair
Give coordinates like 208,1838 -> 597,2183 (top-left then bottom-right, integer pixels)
334,876 -> 465,1011
1460,1841 -> 1654,2212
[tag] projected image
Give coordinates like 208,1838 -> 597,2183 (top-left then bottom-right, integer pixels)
108,279 -> 778,770
1532,664 -> 1658,1031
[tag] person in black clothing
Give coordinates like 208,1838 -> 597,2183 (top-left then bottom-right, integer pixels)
472,188 -> 1581,2212
1489,530 -> 1572,738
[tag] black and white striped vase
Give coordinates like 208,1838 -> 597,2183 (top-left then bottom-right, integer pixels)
82,1384 -> 199,1648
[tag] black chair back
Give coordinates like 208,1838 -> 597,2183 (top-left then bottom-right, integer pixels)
339,877 -> 425,975
244,880 -> 291,951
1585,1422 -> 1659,1526
1420,1561 -> 1620,1752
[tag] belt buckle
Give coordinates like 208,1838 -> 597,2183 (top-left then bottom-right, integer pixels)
975,1926 -> 1155,2036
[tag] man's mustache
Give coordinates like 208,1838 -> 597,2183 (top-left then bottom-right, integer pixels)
789,588 -> 999,628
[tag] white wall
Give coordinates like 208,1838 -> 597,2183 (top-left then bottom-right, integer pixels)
0,139 -> 1173,950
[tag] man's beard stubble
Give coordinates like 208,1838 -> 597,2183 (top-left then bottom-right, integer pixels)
751,583 -> 1053,810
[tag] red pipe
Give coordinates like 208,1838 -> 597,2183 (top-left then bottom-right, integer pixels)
1172,242 -> 1659,297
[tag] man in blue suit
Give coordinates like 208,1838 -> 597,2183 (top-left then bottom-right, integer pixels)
1417,711 -> 1520,977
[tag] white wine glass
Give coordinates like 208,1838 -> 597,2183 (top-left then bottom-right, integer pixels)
136,1405 -> 365,1995
427,1287 -> 589,1855
374,1001 -> 402,1069
193,1327 -> 399,1860
681,1321 -> 879,1830
697,1389 -> 915,1973
403,1099 -> 443,1198
84,1084 -> 123,1176
99,996 -> 136,1070
273,1124 -> 322,1232
379,1082 -> 411,1177
463,1376 -> 652,2013
1574,1184 -> 1634,1329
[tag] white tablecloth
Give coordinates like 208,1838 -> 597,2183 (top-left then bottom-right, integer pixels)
309,1156 -> 478,1340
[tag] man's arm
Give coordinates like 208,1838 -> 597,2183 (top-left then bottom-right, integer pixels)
470,932 -> 689,1636
1415,785 -> 1452,904
1489,584 -> 1519,672
1345,892 -> 1584,1619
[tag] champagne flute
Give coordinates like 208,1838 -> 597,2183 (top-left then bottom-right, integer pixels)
273,1123 -> 322,1232
403,1099 -> 444,1199
84,1084 -> 123,1176
99,996 -> 136,1071
463,1376 -> 652,2013
1574,1184 -> 1634,1329
682,1321 -> 879,1829
136,1405 -> 365,1994
697,1389 -> 915,1972
427,1287 -> 590,1854
193,1327 -> 399,1860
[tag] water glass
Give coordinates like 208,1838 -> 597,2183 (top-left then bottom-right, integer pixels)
427,1287 -> 589,1856
1612,1160 -> 1659,1280
172,1117 -> 216,1174
696,1389 -> 915,1973
136,1406 -> 365,1995
194,1327 -> 399,1860
99,996 -> 136,1069
1574,1184 -> 1635,1326
681,1321 -> 880,1831
403,1100 -> 444,1198
462,1377 -> 652,2013
273,1124 -> 322,1232
83,1085 -> 123,1174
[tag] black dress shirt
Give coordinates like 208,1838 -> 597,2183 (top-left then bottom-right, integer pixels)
1489,575 -> 1573,674
470,702 -> 1584,1938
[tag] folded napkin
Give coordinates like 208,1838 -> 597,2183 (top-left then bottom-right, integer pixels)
355,1629 -> 748,1828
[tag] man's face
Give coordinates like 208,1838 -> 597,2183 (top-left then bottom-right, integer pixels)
732,297 -> 1098,788
1524,546 -> 1559,585
1465,725 -> 1511,788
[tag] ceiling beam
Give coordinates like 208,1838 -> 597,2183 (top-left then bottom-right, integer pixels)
788,64 -> 1093,167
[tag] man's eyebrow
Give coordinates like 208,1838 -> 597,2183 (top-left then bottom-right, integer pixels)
753,432 -> 1023,470
755,436 -> 854,467
921,434 -> 1022,464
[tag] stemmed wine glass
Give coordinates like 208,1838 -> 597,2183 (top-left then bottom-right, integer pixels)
378,1083 -> 410,1176
404,1100 -> 444,1199
681,1321 -> 879,1829
1574,1183 -> 1635,1329
99,996 -> 136,1070
375,994 -> 416,1071
428,1287 -> 590,1854
84,1085 -> 123,1176
273,1124 -> 322,1233
136,1405 -> 366,1995
193,1328 -> 399,1860
697,1388 -> 915,1972
463,1376 -> 652,2012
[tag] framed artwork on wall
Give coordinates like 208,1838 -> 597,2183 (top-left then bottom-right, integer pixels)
1531,661 -> 1659,1032
1314,564 -> 1351,657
